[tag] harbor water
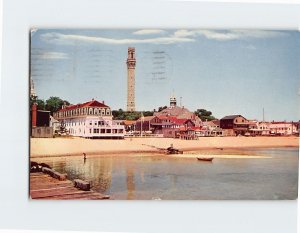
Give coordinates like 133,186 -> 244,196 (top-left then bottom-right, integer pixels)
34,147 -> 298,200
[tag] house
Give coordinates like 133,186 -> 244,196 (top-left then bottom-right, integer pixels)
122,120 -> 136,132
269,121 -> 298,136
220,115 -> 249,136
159,116 -> 195,138
53,99 -> 125,139
134,116 -> 162,133
179,126 -> 200,140
248,121 -> 271,136
197,120 -> 223,137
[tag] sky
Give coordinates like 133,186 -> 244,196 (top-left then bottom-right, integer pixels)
31,29 -> 300,121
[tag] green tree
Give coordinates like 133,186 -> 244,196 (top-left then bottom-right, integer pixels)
158,106 -> 168,112
45,96 -> 70,115
195,109 -> 216,121
36,99 -> 45,110
112,109 -> 154,121
30,96 -> 45,110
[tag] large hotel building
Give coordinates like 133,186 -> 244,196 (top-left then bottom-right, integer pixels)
53,99 -> 125,138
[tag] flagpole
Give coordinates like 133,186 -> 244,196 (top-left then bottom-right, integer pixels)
140,112 -> 143,137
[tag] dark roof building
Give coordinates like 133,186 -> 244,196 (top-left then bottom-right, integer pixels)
220,114 -> 249,136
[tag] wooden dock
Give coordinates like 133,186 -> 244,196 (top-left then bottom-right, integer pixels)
30,173 -> 110,200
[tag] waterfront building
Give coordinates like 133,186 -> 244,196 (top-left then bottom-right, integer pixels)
158,116 -> 195,138
154,96 -> 202,127
127,47 -> 136,112
197,120 -> 224,137
220,115 -> 249,136
53,99 -> 125,139
135,116 -> 162,133
269,121 -> 298,136
248,121 -> 271,136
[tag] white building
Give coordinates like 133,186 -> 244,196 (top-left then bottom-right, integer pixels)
269,122 -> 298,136
53,99 -> 125,138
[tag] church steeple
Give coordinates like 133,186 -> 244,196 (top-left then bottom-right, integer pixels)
30,77 -> 37,100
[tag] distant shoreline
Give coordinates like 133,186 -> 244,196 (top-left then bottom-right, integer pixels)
30,136 -> 299,158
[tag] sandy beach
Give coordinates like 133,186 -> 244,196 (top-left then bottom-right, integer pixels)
30,136 -> 299,158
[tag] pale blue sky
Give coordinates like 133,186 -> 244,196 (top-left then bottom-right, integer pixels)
31,29 -> 300,121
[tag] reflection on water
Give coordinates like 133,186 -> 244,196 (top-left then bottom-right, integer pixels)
34,147 -> 299,200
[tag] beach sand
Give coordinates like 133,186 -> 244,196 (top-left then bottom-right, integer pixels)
30,136 -> 299,158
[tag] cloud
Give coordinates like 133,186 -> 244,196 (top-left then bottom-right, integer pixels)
174,29 -> 288,41
133,29 -> 166,35
40,32 -> 195,45
34,51 -> 69,60
40,29 -> 288,47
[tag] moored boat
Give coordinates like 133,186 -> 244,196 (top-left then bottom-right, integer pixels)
197,157 -> 214,162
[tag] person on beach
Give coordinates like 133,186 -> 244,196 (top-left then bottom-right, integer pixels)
83,153 -> 86,160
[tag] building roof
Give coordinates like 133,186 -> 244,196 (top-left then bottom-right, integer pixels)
202,121 -> 217,126
270,121 -> 296,125
136,116 -> 157,122
154,106 -> 192,118
57,100 -> 109,112
221,115 -> 244,120
123,120 -> 136,126
173,118 -> 190,125
211,120 -> 220,126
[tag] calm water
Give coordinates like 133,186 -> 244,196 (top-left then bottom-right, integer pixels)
35,148 -> 299,200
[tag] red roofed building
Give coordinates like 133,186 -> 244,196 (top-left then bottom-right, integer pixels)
154,95 -> 202,127
53,99 -> 125,138
159,116 -> 195,138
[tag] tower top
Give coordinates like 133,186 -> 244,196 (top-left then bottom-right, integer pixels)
170,93 -> 177,108
127,47 -> 136,69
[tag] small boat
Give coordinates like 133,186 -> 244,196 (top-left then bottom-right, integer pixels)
197,157 -> 214,162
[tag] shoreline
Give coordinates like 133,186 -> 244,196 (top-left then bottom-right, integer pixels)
30,136 -> 299,158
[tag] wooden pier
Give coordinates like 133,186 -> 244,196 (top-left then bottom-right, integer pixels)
30,173 -> 110,200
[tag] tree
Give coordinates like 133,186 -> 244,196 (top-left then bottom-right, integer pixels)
158,106 -> 168,112
30,96 -> 45,110
112,109 -> 154,121
45,97 -> 70,115
36,99 -> 46,110
195,109 -> 216,121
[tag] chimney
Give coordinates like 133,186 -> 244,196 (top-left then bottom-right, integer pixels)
32,103 -> 37,127
102,101 -> 105,104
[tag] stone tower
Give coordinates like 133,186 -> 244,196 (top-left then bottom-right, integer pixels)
126,47 -> 136,112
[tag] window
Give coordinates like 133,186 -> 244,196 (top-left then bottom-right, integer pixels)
93,129 -> 99,133
107,129 -> 111,133
89,121 -> 92,125
89,129 -> 92,133
101,129 -> 105,134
